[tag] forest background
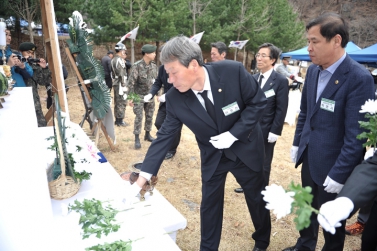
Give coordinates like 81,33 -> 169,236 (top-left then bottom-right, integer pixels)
1,0 -> 377,67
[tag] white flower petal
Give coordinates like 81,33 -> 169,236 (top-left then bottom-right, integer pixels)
360,99 -> 377,115
262,184 -> 294,219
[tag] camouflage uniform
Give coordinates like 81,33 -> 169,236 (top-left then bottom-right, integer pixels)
111,54 -> 128,119
27,63 -> 51,127
127,59 -> 157,135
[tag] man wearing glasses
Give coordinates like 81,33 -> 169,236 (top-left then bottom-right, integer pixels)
235,43 -> 289,193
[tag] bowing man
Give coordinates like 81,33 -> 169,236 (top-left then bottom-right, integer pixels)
126,35 -> 271,251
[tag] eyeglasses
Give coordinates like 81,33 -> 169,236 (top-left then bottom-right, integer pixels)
256,53 -> 271,58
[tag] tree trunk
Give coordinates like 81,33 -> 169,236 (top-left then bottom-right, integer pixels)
28,25 -> 34,44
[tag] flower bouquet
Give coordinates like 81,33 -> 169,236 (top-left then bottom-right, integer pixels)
48,94 -> 91,200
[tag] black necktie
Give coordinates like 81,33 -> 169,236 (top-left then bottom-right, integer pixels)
199,90 -> 237,161
258,74 -> 264,87
199,90 -> 216,123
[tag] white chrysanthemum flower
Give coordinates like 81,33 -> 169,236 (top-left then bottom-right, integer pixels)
360,99 -> 377,115
261,184 -> 295,219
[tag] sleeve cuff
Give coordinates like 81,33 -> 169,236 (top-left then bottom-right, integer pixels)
228,131 -> 238,141
140,171 -> 153,181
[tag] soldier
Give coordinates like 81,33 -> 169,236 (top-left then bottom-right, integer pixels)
128,44 -> 157,149
19,42 -> 51,127
111,43 -> 129,127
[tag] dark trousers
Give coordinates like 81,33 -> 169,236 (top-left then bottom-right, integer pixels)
155,103 -> 182,154
295,150 -> 345,251
262,138 -> 276,185
104,75 -> 113,91
362,200 -> 377,251
200,157 -> 271,251
357,200 -> 373,224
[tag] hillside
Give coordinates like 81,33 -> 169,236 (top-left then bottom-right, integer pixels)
289,0 -> 377,48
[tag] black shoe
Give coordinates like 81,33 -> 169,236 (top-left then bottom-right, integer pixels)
252,246 -> 266,251
115,118 -> 128,127
234,187 -> 244,193
144,131 -> 155,142
282,246 -> 299,251
164,152 -> 175,160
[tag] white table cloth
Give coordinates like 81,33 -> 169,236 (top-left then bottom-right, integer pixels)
0,88 -> 186,251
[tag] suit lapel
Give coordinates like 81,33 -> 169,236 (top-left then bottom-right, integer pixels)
205,65 -> 224,132
311,57 -> 350,116
262,71 -> 276,91
185,90 -> 217,130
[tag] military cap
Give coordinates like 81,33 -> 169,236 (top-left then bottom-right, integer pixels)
107,50 -> 114,55
141,44 -> 157,53
19,42 -> 37,52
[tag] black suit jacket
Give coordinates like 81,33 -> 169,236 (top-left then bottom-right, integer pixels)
253,70 -> 289,140
141,60 -> 267,181
338,151 -> 377,215
149,65 -> 173,96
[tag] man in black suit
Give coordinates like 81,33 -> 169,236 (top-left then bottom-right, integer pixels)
235,43 -> 289,194
318,150 -> 377,251
127,35 -> 271,251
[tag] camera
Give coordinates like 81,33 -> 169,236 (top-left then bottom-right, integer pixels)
27,58 -> 41,64
14,54 -> 40,64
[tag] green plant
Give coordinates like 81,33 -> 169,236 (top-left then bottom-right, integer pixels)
289,182 -> 318,231
69,198 -> 131,239
85,240 -> 132,251
127,93 -> 141,104
357,99 -> 377,148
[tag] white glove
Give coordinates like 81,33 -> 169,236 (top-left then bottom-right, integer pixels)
209,131 -> 238,149
122,94 -> 128,100
364,147 -> 376,160
317,197 -> 354,234
158,94 -> 166,103
124,182 -> 142,206
290,146 -> 299,163
119,86 -> 124,95
144,93 -> 153,103
323,176 -> 344,194
267,132 -> 279,143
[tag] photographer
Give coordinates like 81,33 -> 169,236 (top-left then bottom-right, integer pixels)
0,29 -> 32,87
19,42 -> 51,127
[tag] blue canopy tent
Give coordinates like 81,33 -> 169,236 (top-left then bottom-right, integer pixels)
348,43 -> 377,62
281,41 -> 361,61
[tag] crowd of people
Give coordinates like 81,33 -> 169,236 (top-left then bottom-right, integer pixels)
120,12 -> 376,251
2,11 -> 377,251
0,26 -> 70,127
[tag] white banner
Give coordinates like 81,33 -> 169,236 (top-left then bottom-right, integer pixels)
119,26 -> 139,43
190,31 -> 205,44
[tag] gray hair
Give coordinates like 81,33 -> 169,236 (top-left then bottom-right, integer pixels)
160,35 -> 204,67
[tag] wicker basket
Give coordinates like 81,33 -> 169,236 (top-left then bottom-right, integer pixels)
48,118 -> 81,200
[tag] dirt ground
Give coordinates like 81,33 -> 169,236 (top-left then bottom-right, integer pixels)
41,84 -> 362,251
